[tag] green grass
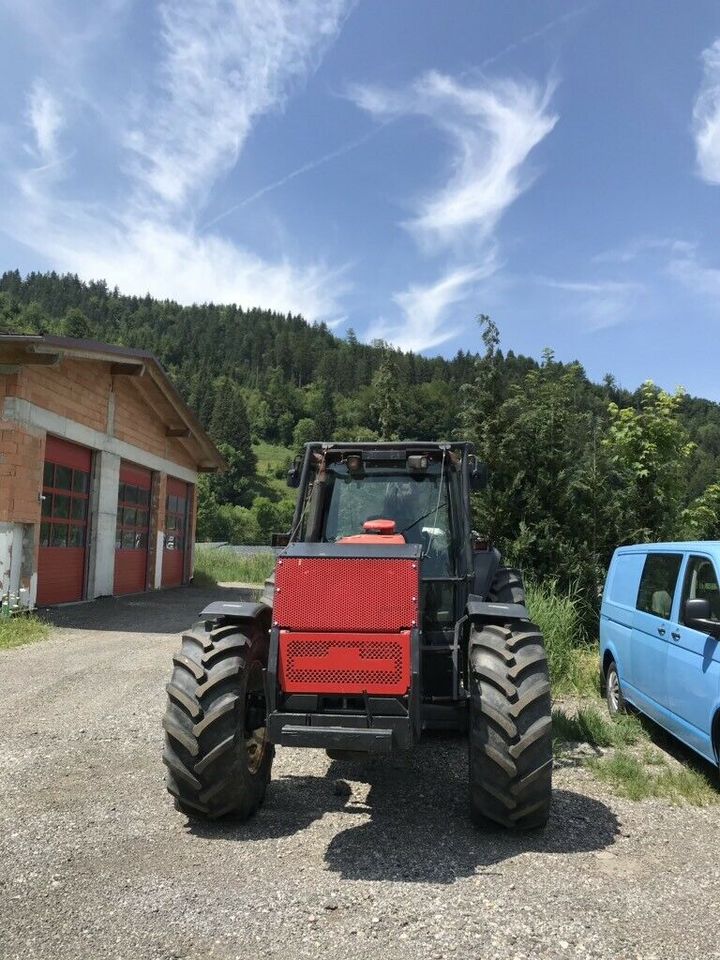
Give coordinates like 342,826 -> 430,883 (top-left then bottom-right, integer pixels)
587,750 -> 720,805
552,705 -> 645,750
194,548 -> 276,586
552,703 -> 720,806
526,580 -> 598,695
253,442 -> 294,498
0,614 -> 50,650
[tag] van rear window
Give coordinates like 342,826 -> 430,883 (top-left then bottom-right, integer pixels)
636,554 -> 682,617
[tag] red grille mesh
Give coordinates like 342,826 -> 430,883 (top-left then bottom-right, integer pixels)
279,631 -> 411,694
273,557 -> 418,631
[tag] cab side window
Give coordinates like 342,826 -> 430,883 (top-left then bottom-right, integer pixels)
636,554 -> 682,618
681,556 -> 720,624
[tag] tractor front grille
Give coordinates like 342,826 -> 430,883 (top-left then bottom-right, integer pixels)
278,630 -> 411,695
273,556 -> 418,632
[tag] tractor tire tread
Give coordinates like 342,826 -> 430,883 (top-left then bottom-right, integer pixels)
172,652 -> 205,682
162,626 -> 273,821
165,682 -> 202,720
468,614 -> 552,831
488,567 -> 526,605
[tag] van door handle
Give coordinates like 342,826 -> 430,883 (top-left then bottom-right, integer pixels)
671,631 -> 681,641
657,626 -> 666,636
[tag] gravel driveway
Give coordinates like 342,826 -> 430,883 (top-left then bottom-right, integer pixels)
1,586 -> 718,960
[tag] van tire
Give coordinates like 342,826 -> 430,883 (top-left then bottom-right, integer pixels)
605,659 -> 626,717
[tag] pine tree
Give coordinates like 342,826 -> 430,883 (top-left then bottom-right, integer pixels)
370,351 -> 407,440
314,379 -> 336,439
209,379 -> 257,476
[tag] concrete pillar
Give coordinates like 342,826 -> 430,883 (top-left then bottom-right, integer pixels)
87,450 -> 120,599
153,473 -> 167,588
0,522 -> 15,600
0,522 -> 34,609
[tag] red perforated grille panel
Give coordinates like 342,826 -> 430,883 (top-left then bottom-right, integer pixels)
279,631 -> 411,694
274,557 -> 418,631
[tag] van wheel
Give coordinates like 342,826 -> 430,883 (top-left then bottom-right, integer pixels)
605,660 -> 626,717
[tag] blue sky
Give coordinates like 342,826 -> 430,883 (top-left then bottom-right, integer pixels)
1,1 -> 720,397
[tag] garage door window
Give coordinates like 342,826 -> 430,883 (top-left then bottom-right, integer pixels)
40,461 -> 90,548
116,482 -> 150,550
165,493 -> 186,551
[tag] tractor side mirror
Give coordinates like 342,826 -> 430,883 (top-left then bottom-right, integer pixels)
683,598 -> 720,637
271,532 -> 291,548
470,459 -> 489,491
287,456 -> 302,488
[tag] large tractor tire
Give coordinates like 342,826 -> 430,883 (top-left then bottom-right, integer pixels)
468,620 -> 552,829
488,567 -> 526,604
162,621 -> 273,819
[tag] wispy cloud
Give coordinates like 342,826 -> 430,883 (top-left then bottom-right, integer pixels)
367,262 -> 494,352
351,69 -> 556,350
11,199 -> 348,319
667,245 -> 720,297
3,0 -> 353,321
593,236 -> 696,264
26,80 -> 63,161
535,276 -> 642,331
126,0 -> 353,212
693,38 -> 720,185
350,71 -> 557,251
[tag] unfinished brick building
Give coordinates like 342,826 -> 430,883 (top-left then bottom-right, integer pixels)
0,335 -> 223,607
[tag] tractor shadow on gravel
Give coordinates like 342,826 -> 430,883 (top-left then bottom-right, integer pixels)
187,733 -> 619,883
320,736 -> 619,883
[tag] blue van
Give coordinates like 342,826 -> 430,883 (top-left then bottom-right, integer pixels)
600,542 -> 720,770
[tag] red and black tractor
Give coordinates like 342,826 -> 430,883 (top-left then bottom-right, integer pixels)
163,442 -> 552,829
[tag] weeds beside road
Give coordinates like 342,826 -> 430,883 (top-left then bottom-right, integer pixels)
193,546 -> 275,586
0,613 -> 49,650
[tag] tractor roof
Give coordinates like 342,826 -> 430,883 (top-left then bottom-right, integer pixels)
304,440 -> 474,452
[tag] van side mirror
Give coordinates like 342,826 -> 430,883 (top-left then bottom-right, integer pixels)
683,598 -> 720,637
469,459 -> 489,491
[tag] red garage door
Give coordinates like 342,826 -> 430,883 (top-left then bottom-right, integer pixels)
114,463 -> 152,596
38,437 -> 92,606
162,477 -> 189,587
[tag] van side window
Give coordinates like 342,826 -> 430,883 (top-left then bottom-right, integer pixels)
636,554 -> 682,618
681,556 -> 720,623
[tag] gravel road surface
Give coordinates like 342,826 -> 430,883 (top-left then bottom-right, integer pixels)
1,586 -> 718,960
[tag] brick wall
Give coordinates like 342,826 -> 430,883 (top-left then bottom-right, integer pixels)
0,420 -> 45,524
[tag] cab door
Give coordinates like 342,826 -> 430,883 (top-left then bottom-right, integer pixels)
630,552 -> 683,711
667,553 -> 720,763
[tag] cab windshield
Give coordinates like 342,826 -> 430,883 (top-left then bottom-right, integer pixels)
322,469 -> 455,576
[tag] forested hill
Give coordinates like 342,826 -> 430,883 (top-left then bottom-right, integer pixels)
3,269 -> 720,595
0,269 -> 533,443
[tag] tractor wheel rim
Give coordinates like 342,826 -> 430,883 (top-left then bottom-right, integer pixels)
244,661 -> 268,774
608,670 -> 620,711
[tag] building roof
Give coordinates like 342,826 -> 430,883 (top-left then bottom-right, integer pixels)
0,334 -> 224,472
